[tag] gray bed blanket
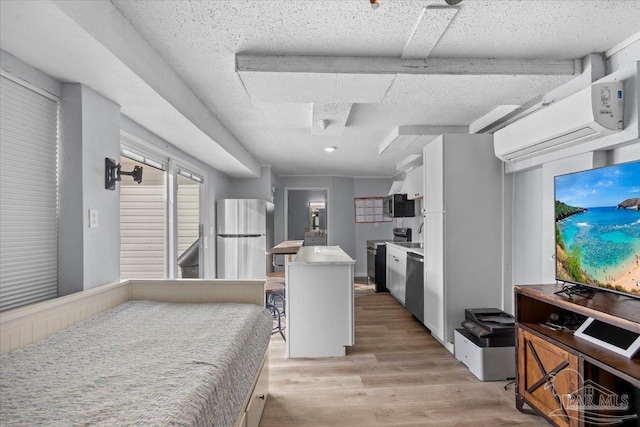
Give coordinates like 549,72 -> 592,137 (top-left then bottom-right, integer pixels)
0,301 -> 272,426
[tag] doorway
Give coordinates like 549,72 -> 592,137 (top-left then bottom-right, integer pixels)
285,188 -> 329,246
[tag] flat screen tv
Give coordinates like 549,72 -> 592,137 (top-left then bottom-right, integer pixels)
554,160 -> 640,299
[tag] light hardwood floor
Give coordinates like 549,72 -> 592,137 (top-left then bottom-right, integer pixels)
260,283 -> 549,426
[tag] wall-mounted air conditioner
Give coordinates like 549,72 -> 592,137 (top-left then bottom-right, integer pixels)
494,82 -> 624,162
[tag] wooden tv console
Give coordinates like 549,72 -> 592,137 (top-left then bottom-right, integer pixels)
515,284 -> 640,427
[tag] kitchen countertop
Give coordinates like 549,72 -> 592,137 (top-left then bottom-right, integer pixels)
386,242 -> 424,256
290,246 -> 355,265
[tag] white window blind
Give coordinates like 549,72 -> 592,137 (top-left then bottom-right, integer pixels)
0,75 -> 59,311
120,155 -> 167,279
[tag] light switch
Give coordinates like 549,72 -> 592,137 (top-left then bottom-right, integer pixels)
89,209 -> 99,228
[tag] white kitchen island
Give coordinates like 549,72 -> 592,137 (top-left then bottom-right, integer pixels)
286,246 -> 355,358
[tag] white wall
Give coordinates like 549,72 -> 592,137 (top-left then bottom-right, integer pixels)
354,178 -> 394,276
272,170 -> 284,252
501,171 -> 514,313
331,177 -> 356,259
610,139 -> 640,163
228,166 -> 276,203
80,86 -> 121,290
58,84 -> 121,294
58,83 -> 85,296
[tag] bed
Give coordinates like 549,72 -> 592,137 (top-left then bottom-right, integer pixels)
0,279 -> 271,427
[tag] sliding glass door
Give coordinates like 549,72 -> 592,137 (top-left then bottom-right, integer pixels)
119,140 -> 207,280
175,169 -> 203,278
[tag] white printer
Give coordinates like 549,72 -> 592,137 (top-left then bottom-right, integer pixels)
454,308 -> 516,381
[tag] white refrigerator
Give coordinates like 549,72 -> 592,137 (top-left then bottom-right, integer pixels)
216,199 -> 274,279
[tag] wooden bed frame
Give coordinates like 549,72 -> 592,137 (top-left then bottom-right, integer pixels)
0,279 -> 269,427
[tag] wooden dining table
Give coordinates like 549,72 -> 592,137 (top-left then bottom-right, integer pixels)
268,240 -> 304,269
268,240 -> 304,256
266,240 -> 302,277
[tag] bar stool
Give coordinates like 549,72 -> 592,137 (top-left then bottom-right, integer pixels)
265,275 -> 286,341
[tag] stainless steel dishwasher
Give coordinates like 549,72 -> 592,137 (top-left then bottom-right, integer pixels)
405,251 -> 424,323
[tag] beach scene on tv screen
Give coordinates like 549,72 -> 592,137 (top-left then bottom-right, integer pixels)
555,161 -> 640,296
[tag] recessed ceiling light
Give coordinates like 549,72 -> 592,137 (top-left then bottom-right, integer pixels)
324,146 -> 337,152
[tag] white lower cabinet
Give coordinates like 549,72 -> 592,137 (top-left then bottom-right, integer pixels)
238,356 -> 268,427
386,245 -> 406,305
286,246 -> 355,358
245,358 -> 268,427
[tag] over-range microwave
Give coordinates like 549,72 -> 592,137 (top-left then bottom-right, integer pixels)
383,194 -> 415,218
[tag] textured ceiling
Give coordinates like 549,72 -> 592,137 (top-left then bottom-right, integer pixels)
108,0 -> 639,177
2,1 -> 639,178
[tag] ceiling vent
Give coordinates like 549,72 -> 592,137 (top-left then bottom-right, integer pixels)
493,82 -> 624,162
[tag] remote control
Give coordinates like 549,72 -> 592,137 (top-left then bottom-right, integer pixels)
540,321 -> 563,331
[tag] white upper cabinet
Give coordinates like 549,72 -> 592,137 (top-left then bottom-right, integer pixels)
423,136 -> 444,213
405,165 -> 424,200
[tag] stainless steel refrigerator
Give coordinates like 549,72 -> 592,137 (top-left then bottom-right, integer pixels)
216,199 -> 274,279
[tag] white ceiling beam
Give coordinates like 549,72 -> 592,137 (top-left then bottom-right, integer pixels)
542,53 -> 605,105
238,72 -> 393,103
396,154 -> 422,172
469,105 -> 520,134
379,127 -> 402,154
475,100 -> 546,135
476,53 -> 606,134
402,6 -> 459,59
311,103 -> 353,136
606,31 -> 640,58
379,130 -> 418,155
237,55 -> 582,76
379,125 -> 468,154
